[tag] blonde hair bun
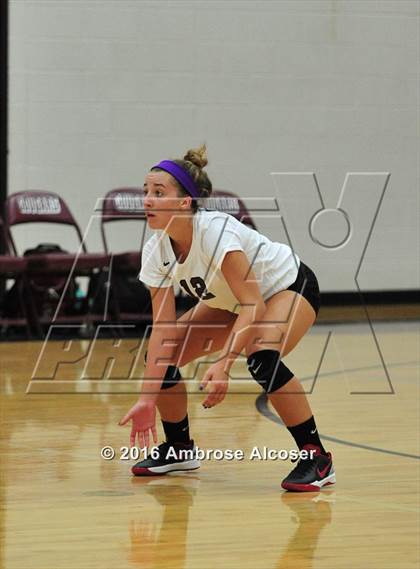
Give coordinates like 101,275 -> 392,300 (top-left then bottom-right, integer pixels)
184,144 -> 208,169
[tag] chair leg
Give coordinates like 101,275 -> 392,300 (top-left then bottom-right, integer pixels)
81,268 -> 113,337
108,274 -> 127,338
20,275 -> 42,339
85,262 -> 125,338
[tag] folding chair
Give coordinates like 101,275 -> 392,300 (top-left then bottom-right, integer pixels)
0,215 -> 35,338
101,187 -> 146,270
100,187 -> 152,324
206,189 -> 258,230
5,191 -> 113,337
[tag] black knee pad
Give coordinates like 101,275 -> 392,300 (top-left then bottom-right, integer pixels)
246,349 -> 294,393
143,350 -> 182,390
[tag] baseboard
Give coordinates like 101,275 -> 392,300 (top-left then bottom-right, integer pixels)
321,289 -> 419,306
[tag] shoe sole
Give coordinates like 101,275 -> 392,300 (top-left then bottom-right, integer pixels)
281,470 -> 336,492
132,459 -> 201,476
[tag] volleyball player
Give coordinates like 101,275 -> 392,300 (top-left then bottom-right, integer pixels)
119,145 -> 335,492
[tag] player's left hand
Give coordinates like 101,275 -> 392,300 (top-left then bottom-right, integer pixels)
199,361 -> 230,408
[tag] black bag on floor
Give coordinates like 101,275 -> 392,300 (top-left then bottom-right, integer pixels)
2,243 -> 83,319
92,271 -> 151,316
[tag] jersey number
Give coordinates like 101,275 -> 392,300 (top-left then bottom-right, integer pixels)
179,277 -> 215,300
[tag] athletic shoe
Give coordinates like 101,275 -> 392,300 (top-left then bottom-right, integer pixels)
131,440 -> 200,476
281,444 -> 336,492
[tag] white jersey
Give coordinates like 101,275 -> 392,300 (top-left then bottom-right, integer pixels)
138,208 -> 300,314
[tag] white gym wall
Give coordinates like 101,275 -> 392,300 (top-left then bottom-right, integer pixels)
8,0 -> 419,292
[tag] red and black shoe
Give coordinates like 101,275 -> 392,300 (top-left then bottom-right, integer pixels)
281,444 -> 336,492
131,440 -> 200,476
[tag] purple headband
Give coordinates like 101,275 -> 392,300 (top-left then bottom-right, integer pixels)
152,160 -> 200,198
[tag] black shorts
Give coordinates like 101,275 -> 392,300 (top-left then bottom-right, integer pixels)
286,261 -> 321,316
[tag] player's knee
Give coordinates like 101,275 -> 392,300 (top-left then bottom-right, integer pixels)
246,349 -> 294,393
160,365 -> 182,390
143,350 -> 182,390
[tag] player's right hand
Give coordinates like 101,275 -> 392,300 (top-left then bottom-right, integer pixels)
118,399 -> 158,448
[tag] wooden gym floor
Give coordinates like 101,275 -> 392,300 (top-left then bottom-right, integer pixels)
0,319 -> 419,569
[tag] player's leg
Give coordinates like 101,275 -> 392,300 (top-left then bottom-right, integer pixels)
153,300 -> 237,416
244,265 -> 335,491
154,301 -> 236,437
132,302 -> 237,476
247,288 -> 317,425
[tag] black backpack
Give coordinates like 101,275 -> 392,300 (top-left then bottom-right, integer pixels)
92,271 -> 151,316
2,243 -> 83,319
